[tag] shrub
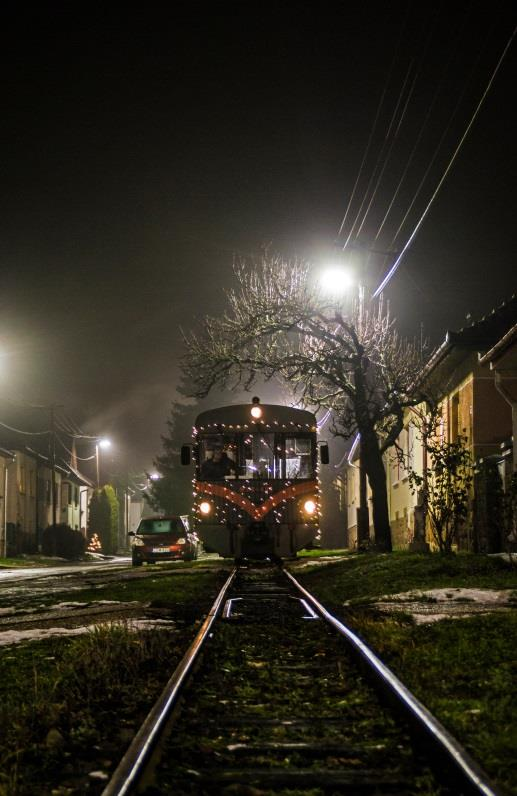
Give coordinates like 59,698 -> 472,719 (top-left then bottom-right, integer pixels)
41,524 -> 86,559
88,486 -> 119,554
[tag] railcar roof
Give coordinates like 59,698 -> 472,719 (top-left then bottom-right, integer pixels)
194,403 -> 317,431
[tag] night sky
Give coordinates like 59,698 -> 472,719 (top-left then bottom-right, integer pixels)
1,4 -> 515,473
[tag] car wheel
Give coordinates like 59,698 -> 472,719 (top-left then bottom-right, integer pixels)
132,557 -> 143,567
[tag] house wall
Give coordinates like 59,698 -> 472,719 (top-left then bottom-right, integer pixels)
473,377 -> 512,459
0,455 -> 14,556
345,464 -> 359,549
5,451 -> 40,554
383,362 -> 512,553
61,480 -> 81,530
37,465 -> 56,531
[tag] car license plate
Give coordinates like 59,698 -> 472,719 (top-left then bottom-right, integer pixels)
153,547 -> 169,553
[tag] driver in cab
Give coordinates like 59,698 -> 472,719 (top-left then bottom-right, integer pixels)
201,446 -> 235,480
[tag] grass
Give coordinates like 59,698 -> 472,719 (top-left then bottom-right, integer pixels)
0,626 -> 186,794
52,569 -> 228,605
293,550 -> 517,604
0,566 -> 228,795
293,551 -> 517,795
0,563 -> 233,612
0,556 -> 73,569
297,547 -> 351,558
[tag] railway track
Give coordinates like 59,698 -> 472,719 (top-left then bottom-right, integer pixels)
103,564 -> 500,796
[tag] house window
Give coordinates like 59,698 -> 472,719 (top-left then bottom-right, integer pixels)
61,483 -> 72,506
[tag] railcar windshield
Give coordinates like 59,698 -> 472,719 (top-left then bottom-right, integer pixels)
198,432 -> 315,480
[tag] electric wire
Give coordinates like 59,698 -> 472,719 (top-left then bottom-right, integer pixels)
56,433 -> 96,461
55,415 -> 79,435
353,59 -> 417,243
371,10 -> 467,244
0,420 -> 51,436
386,38 -> 487,252
342,60 -> 415,251
373,23 -> 516,298
336,4 -> 412,242
60,410 -> 87,437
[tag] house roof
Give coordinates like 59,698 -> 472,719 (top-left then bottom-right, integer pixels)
61,461 -> 94,488
478,322 -> 517,367
423,294 -> 517,379
447,294 -> 517,351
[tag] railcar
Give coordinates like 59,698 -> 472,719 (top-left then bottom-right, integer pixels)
181,398 -> 328,561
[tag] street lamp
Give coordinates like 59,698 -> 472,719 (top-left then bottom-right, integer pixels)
95,438 -> 111,488
319,255 -> 370,548
318,266 -> 354,296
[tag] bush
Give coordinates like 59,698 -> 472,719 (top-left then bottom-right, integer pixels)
41,524 -> 86,559
88,486 -> 119,554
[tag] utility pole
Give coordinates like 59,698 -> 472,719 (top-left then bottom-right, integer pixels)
356,282 -> 370,548
49,405 -> 58,527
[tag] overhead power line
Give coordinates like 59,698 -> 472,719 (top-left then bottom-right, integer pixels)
337,4 -> 411,242
373,23 -> 517,298
56,433 -> 96,461
0,420 -> 51,436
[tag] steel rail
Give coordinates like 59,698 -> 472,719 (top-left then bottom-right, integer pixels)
285,569 -> 501,796
102,568 -> 237,796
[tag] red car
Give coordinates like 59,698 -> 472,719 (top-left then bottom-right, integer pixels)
129,515 -> 200,566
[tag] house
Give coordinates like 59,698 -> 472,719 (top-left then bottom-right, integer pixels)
59,462 -> 94,535
0,411 -> 95,555
341,295 -> 517,552
478,321 -> 517,475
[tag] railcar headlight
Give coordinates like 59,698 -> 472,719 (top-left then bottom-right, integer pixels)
303,499 -> 317,515
250,396 -> 262,419
199,501 -> 212,515
132,536 -> 145,546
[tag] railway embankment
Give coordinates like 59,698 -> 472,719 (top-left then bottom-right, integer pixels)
291,551 -> 517,796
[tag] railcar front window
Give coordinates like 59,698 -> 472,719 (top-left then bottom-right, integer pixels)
285,437 -> 312,478
198,432 -> 315,480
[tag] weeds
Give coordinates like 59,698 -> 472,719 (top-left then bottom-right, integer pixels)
295,552 -> 517,794
0,567 -> 228,794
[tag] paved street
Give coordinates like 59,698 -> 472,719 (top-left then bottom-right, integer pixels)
0,556 -> 132,584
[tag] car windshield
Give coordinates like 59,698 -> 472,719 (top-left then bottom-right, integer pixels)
137,519 -> 183,534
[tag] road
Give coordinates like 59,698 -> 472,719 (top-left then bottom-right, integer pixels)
0,555 -> 132,584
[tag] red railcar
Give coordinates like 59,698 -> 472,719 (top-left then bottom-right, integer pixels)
184,400 -> 325,561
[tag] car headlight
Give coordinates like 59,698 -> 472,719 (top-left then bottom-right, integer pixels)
132,536 -> 145,546
199,501 -> 212,515
175,537 -> 186,545
303,499 -> 317,515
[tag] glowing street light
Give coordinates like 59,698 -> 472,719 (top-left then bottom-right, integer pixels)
95,437 -> 112,488
318,266 -> 354,296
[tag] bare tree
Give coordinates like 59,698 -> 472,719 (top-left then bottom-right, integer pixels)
183,255 -> 425,551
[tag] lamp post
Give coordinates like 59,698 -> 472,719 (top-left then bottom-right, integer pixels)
319,257 -> 370,548
95,438 -> 111,489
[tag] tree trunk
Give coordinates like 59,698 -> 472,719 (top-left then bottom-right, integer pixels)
361,427 -> 393,552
